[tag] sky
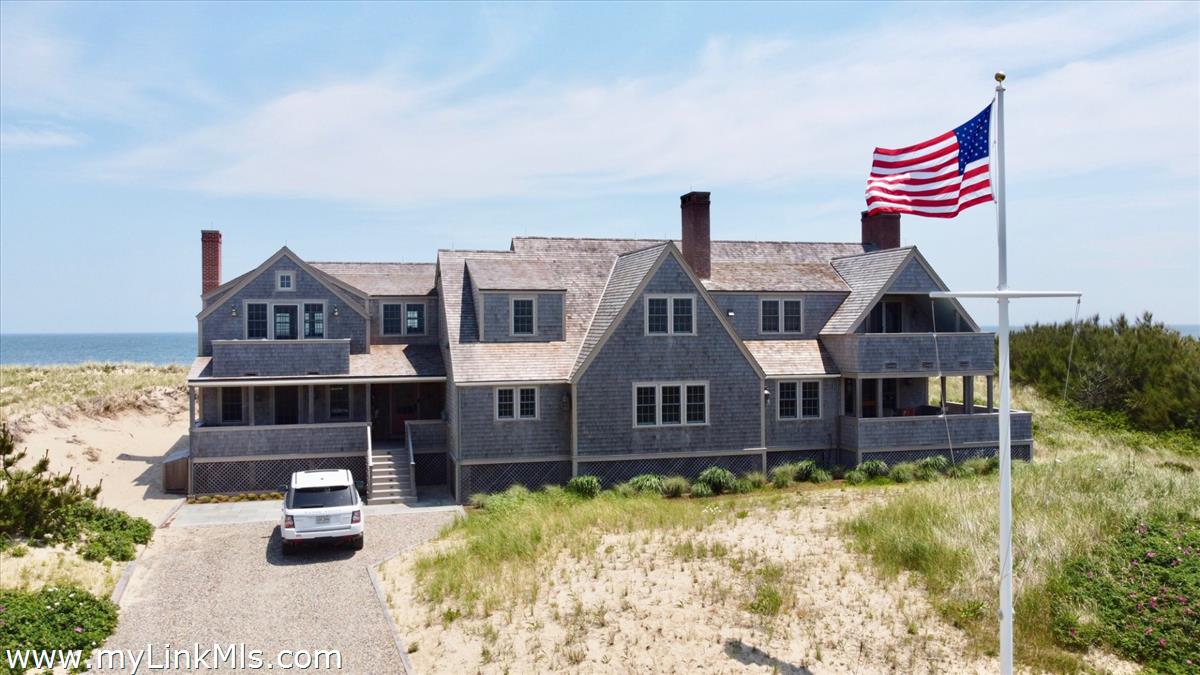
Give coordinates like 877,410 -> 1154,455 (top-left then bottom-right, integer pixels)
1,1 -> 1197,333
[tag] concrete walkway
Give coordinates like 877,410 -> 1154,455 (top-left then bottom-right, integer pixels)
168,499 -> 462,528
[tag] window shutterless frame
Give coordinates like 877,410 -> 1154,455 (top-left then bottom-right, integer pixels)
495,386 -> 538,420
218,387 -> 245,424
381,303 -> 405,336
275,270 -> 296,291
643,294 -> 696,335
777,379 -> 822,420
759,297 -> 804,334
631,381 -> 708,427
242,300 -> 326,340
510,296 -> 536,336
327,384 -> 351,420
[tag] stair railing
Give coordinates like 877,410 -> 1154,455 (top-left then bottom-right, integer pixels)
365,424 -> 373,500
405,424 -> 418,500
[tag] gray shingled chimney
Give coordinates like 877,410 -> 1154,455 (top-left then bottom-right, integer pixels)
680,191 -> 711,279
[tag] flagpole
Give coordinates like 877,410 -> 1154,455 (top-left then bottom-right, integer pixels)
993,70 -> 1014,675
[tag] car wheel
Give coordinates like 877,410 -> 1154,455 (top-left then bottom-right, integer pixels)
350,534 -> 364,551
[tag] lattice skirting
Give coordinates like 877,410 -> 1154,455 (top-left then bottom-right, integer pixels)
858,444 -> 1032,468
577,454 -> 764,487
414,452 -> 448,486
458,461 -> 572,498
191,456 -> 367,495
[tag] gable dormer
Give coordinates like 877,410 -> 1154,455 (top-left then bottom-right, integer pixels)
465,259 -> 565,342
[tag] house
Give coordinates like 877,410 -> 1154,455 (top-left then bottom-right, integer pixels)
183,192 -> 1033,503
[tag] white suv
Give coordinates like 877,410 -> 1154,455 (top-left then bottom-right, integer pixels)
280,469 -> 364,554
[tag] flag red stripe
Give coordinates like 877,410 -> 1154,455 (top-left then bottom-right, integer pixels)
869,154 -> 959,178
871,130 -> 956,157
865,181 -> 962,198
871,142 -> 959,170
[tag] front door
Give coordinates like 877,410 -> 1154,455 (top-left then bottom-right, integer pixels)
390,384 -> 421,437
275,386 -> 300,425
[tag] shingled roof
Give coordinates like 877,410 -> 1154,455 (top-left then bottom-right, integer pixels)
465,259 -> 569,291
572,244 -> 669,375
309,262 -> 436,297
820,247 -> 917,334
743,339 -> 839,377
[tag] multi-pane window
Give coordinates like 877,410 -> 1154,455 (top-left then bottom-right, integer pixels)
246,303 -> 268,339
303,303 -> 324,339
328,385 -> 350,419
779,382 -> 798,419
646,295 -> 694,335
220,388 -> 243,423
633,382 -> 707,427
761,298 -> 803,333
277,272 -> 293,290
382,304 -> 405,335
660,386 -> 682,425
274,305 -> 298,340
496,387 -> 537,419
511,298 -> 535,335
686,385 -> 707,424
801,381 -> 821,418
406,303 -> 425,334
867,301 -> 903,333
635,386 -> 657,426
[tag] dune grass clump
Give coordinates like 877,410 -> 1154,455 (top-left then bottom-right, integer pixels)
742,471 -> 768,490
808,468 -> 832,484
696,467 -> 736,495
565,476 -> 601,499
0,363 -> 186,424
888,462 -> 916,484
769,465 -> 794,489
689,481 -> 714,498
845,470 -> 867,485
626,474 -> 664,495
661,476 -> 689,498
857,459 -> 889,478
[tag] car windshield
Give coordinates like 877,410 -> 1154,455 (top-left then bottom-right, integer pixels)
289,485 -> 355,509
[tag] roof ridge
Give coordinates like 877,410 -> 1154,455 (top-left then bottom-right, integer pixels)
309,261 -> 435,266
616,241 -> 672,258
829,245 -> 916,261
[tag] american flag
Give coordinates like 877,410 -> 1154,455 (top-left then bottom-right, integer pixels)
865,103 -> 994,218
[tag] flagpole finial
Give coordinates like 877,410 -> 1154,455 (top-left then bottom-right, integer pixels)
994,71 -> 1006,83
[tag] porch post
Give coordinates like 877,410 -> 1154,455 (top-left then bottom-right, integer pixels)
249,387 -> 256,425
875,378 -> 883,418
187,387 -> 196,429
987,376 -> 995,413
308,386 -> 315,423
963,376 -> 974,414
940,377 -> 947,413
855,377 -> 862,417
365,384 -> 372,426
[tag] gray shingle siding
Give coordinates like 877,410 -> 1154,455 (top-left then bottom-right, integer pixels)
888,258 -> 940,293
454,384 -> 571,460
822,333 -> 994,374
199,257 -> 368,356
480,292 -> 565,342
765,378 -> 839,448
839,411 -> 1033,450
576,255 -> 762,457
711,292 -> 847,340
211,340 -> 350,377
191,423 -> 368,458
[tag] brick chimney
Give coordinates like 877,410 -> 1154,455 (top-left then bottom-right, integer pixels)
680,191 -> 711,279
861,211 -> 900,250
201,230 -> 222,294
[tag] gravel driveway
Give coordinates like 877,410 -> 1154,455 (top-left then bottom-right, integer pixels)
106,511 -> 456,673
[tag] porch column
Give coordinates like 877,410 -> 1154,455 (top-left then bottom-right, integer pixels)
876,378 -> 883,418
365,384 -> 372,426
855,377 -> 862,417
308,386 -> 315,423
939,377 -> 947,413
249,386 -> 256,425
986,376 -> 994,413
187,387 -> 196,429
963,376 -> 974,414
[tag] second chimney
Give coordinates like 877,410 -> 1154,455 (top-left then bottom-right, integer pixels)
861,211 -> 900,251
201,230 -> 222,294
680,191 -> 711,279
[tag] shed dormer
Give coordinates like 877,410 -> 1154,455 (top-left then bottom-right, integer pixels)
465,259 -> 566,342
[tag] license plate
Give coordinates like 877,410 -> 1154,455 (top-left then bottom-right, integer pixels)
316,515 -> 331,525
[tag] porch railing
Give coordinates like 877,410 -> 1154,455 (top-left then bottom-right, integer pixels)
404,424 -> 418,498
366,425 -> 373,499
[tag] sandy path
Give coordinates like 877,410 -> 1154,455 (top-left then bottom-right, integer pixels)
14,410 -> 187,524
380,489 -> 1011,674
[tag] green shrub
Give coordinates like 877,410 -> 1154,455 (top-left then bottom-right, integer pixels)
80,531 -> 136,562
809,468 -> 832,484
9,544 -> 28,557
662,476 -> 689,498
792,460 -> 816,481
913,464 -> 942,482
916,455 -> 951,475
946,464 -> 976,479
697,467 -> 736,495
565,476 -> 601,499
0,585 -> 118,670
888,462 -> 916,483
612,482 -> 638,498
627,474 -> 664,495
770,465 -> 794,488
468,493 -> 490,509
731,478 -> 754,494
742,471 -> 768,489
845,470 -> 868,485
0,424 -> 100,541
830,465 -> 848,480
689,481 -> 714,498
962,457 -> 995,476
857,459 -> 889,478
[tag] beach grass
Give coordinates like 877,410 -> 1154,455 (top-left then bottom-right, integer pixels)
846,387 -> 1200,671
0,362 -> 186,423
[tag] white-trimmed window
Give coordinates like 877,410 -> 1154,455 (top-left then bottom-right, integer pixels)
219,387 -> 244,423
328,385 -> 350,420
778,380 -> 821,420
632,381 -> 707,427
511,297 -> 536,335
496,386 -> 538,420
303,303 -> 325,339
276,270 -> 295,291
644,295 -> 696,335
246,303 -> 268,339
273,304 -> 298,340
382,302 -> 425,336
761,298 -> 803,334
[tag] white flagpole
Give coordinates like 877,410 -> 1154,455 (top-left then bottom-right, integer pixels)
993,70 -> 1014,675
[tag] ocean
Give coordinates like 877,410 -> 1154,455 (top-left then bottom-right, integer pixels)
0,333 -> 196,366
0,326 -> 1196,366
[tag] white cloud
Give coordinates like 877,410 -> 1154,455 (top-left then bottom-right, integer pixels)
0,126 -> 82,149
83,4 -> 1199,206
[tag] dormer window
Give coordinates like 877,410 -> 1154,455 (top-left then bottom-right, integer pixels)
511,297 -> 536,335
276,271 -> 295,291
761,298 -> 803,334
867,301 -> 903,333
645,295 -> 695,335
382,302 -> 427,336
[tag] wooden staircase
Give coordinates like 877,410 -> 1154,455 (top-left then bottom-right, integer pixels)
368,452 -> 416,505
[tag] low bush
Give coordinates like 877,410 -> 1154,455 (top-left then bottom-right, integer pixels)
731,478 -> 754,494
662,476 -> 689,498
80,531 -> 136,562
697,467 -> 736,495
845,470 -> 868,485
792,460 -> 817,481
888,463 -> 916,484
946,464 -> 976,479
830,465 -> 848,480
565,476 -> 601,499
468,493 -> 490,509
689,482 -> 714,498
626,474 -> 665,495
916,455 -> 950,475
962,457 -> 996,476
0,585 -> 118,671
612,482 -> 638,498
769,465 -> 794,489
857,459 -> 889,478
742,471 -> 768,489
809,468 -> 832,484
